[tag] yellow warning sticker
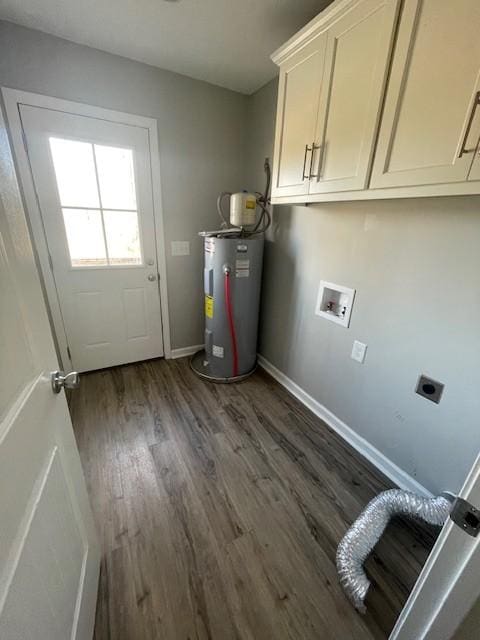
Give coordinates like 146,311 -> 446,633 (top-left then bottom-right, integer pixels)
246,199 -> 256,209
205,295 -> 214,318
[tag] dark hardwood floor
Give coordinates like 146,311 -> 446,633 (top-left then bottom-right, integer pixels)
70,357 -> 438,640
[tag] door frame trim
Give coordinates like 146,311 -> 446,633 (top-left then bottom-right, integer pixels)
1,87 -> 172,367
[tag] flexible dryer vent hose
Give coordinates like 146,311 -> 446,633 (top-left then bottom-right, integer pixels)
336,489 -> 452,613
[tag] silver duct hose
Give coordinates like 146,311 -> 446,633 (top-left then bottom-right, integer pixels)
336,489 -> 452,613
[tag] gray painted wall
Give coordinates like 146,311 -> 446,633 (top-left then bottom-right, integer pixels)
249,79 -> 480,495
0,20 -> 248,350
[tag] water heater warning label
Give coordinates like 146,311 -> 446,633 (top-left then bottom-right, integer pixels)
212,345 -> 224,358
205,295 -> 214,318
235,259 -> 250,278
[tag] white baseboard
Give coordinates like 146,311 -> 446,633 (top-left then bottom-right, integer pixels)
257,354 -> 432,497
169,344 -> 203,360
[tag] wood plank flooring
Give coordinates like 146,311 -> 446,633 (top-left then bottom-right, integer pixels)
70,357 -> 438,640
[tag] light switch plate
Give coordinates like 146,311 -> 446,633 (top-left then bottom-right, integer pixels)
171,240 -> 190,256
351,340 -> 367,363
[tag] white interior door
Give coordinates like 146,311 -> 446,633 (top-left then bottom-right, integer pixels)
390,453 -> 480,639
0,109 -> 99,638
20,104 -> 164,372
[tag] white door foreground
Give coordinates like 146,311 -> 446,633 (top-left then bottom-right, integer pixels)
0,109 -> 99,638
390,452 -> 480,639
19,104 -> 164,372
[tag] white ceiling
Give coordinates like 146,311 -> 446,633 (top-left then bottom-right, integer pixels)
0,0 -> 332,94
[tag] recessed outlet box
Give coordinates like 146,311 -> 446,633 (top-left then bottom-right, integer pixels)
315,281 -> 356,328
171,240 -> 190,256
415,374 -> 444,404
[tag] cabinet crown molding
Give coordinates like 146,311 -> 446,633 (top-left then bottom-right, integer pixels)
271,0 -> 356,66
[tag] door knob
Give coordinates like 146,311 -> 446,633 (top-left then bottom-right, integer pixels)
51,370 -> 80,394
147,273 -> 157,281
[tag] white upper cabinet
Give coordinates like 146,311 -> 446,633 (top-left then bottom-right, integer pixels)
310,0 -> 400,194
270,0 -> 480,204
271,34 -> 327,198
370,0 -> 480,189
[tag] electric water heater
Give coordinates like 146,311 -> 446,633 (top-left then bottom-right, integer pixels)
191,160 -> 271,382
192,235 -> 264,381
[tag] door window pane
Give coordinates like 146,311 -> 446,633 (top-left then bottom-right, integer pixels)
62,208 -> 107,267
51,137 -> 143,268
49,138 -> 100,208
103,210 -> 141,265
94,145 -> 137,210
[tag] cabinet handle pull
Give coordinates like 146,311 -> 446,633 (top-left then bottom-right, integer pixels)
309,143 -> 322,178
459,91 -> 480,158
302,143 -> 313,179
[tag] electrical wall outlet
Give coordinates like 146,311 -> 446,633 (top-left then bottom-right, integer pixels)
351,340 -> 367,363
171,240 -> 190,256
415,375 -> 444,404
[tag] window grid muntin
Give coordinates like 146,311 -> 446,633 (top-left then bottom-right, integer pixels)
49,137 -> 142,268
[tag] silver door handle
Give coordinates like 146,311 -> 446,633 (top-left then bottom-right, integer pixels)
309,143 -> 322,178
302,143 -> 313,180
51,370 -> 80,394
147,273 -> 157,281
459,91 -> 480,158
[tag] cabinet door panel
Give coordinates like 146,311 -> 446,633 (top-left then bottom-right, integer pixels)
371,0 -> 480,189
272,35 -> 327,198
310,0 -> 400,194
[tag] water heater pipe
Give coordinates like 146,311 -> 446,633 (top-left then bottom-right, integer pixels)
336,488 -> 452,613
223,268 -> 239,377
